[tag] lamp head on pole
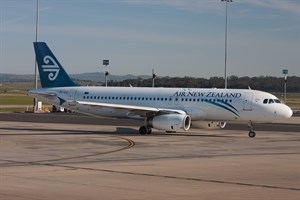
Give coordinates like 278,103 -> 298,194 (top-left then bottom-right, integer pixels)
282,69 -> 288,75
103,60 -> 109,66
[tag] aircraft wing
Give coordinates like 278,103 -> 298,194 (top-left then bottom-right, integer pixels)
76,101 -> 186,117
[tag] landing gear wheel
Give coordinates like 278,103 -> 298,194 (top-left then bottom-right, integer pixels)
139,126 -> 148,135
247,121 -> 256,138
248,131 -> 256,138
147,127 -> 152,134
139,126 -> 152,135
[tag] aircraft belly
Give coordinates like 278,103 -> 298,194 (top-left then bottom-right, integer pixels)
204,108 -> 238,121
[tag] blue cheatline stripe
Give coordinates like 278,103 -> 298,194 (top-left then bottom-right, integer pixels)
206,101 -> 240,117
220,101 -> 239,113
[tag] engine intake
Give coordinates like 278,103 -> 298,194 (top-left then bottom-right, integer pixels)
147,114 -> 191,132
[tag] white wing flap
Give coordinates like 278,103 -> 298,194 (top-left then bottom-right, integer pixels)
77,101 -> 159,112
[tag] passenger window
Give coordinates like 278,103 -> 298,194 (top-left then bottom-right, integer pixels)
268,99 -> 274,104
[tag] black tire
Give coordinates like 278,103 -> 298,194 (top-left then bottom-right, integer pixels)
147,127 -> 152,134
248,131 -> 256,138
139,126 -> 148,135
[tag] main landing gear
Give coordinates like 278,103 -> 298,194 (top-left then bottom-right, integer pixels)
248,121 -> 256,138
139,126 -> 152,135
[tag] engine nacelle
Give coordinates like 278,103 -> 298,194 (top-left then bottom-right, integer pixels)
147,114 -> 191,132
192,121 -> 227,129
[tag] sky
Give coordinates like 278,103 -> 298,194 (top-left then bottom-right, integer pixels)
1,0 -> 299,78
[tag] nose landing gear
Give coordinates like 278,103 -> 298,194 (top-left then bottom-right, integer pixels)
248,121 -> 256,138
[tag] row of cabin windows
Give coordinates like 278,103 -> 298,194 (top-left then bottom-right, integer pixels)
82,95 -> 232,103
83,96 -> 172,101
263,99 -> 281,104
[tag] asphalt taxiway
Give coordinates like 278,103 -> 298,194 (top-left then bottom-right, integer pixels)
0,113 -> 299,200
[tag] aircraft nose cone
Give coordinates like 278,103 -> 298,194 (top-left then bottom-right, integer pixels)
278,105 -> 293,119
284,106 -> 293,119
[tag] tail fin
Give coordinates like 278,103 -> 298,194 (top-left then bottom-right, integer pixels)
33,42 -> 77,88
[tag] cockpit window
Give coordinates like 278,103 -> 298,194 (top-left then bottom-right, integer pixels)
263,99 -> 268,104
274,99 -> 281,103
268,99 -> 274,104
263,98 -> 281,104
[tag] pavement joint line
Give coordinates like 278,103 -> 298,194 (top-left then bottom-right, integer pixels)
1,159 -> 299,191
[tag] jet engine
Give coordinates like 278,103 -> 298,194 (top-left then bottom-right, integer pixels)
192,121 -> 227,129
147,114 -> 191,132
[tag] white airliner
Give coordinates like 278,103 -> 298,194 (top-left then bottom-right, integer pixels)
29,42 -> 293,137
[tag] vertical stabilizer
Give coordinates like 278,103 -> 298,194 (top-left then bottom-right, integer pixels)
33,42 -> 77,88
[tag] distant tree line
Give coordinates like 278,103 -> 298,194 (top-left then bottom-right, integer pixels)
106,76 -> 300,93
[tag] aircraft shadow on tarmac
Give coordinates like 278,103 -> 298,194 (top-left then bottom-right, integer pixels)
0,126 -> 234,138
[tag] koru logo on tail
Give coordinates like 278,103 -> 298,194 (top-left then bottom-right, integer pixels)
42,56 -> 60,81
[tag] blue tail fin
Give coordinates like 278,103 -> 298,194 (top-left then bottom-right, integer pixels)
33,42 -> 78,88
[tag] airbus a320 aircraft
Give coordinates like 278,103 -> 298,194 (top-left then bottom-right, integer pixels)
29,42 -> 293,137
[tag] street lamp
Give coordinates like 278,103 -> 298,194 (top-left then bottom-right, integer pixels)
33,0 -> 39,112
103,60 -> 109,87
221,0 -> 233,89
152,68 -> 156,88
282,69 -> 288,103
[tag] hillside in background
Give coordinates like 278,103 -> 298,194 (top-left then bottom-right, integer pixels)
1,73 -> 299,93
0,73 -> 150,82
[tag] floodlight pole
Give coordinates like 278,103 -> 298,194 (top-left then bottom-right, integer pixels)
221,0 -> 232,89
103,60 -> 109,87
33,0 -> 39,112
152,68 -> 156,88
282,69 -> 288,103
